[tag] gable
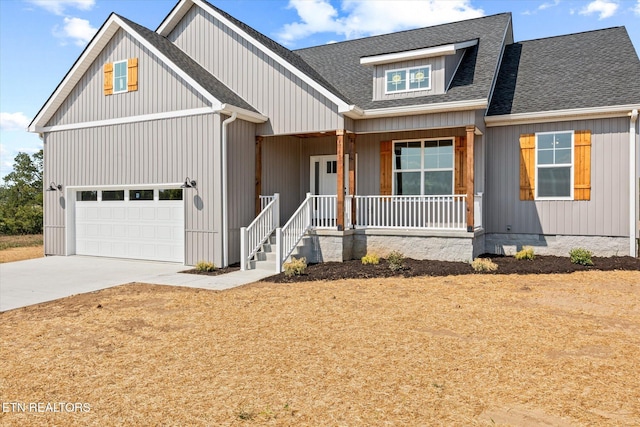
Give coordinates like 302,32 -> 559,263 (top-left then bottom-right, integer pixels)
46,28 -> 210,128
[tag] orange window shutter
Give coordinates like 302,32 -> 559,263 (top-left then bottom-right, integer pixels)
574,130 -> 591,200
454,136 -> 467,194
380,140 -> 392,195
519,133 -> 535,200
103,62 -> 113,95
127,58 -> 138,92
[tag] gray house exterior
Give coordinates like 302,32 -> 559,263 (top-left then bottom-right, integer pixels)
29,0 -> 640,269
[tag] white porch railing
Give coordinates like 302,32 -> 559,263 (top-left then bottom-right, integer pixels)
275,193 -> 313,273
311,195 -> 338,229
240,193 -> 279,271
259,195 -> 275,212
353,195 -> 467,230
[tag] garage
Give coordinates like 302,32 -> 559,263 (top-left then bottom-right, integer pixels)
75,188 -> 184,263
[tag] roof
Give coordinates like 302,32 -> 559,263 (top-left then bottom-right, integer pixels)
295,13 -> 512,111
117,14 -> 256,112
488,27 -> 640,116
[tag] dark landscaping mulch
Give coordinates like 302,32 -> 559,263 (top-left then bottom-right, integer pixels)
180,263 -> 240,276
263,255 -> 640,283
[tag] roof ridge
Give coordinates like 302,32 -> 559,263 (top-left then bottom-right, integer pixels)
514,26 -> 625,44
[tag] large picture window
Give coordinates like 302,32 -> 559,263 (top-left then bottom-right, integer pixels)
386,66 -> 431,93
536,131 -> 573,199
394,139 -> 453,195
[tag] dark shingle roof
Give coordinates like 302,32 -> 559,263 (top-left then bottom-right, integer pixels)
199,0 -> 350,104
295,13 -> 512,110
118,14 -> 257,112
488,27 -> 640,116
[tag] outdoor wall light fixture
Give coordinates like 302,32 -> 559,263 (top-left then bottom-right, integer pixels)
46,181 -> 62,191
180,177 -> 197,189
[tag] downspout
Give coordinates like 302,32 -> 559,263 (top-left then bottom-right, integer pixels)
630,109 -> 638,257
221,112 -> 237,268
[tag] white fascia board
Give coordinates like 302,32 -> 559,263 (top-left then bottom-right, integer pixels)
29,14 -> 223,133
65,183 -> 186,190
218,104 -> 268,123
360,40 -> 478,66
485,104 -> 640,127
158,0 -> 350,112
343,99 -> 487,119
33,107 -> 214,133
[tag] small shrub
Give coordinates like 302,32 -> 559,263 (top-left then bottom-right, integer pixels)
284,257 -> 307,277
195,261 -> 216,272
515,246 -> 535,260
361,253 -> 380,265
569,248 -> 594,266
471,258 -> 498,272
386,250 -> 404,272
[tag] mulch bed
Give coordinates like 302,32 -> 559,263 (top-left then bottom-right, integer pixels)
264,254 -> 640,283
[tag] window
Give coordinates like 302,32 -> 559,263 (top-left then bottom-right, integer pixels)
159,189 -> 183,200
536,131 -> 573,199
76,191 -> 97,201
326,160 -> 337,174
386,66 -> 431,93
130,189 -> 153,201
101,190 -> 124,201
393,139 -> 453,195
113,60 -> 128,93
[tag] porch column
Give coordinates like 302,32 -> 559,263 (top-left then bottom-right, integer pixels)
465,126 -> 475,231
336,130 -> 345,230
348,132 -> 357,225
255,136 -> 263,217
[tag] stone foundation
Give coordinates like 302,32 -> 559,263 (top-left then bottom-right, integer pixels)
484,233 -> 629,257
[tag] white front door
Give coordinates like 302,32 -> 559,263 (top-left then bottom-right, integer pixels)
310,155 -> 338,196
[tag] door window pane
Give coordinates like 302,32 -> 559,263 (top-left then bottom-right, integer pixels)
130,190 -> 153,201
102,190 -> 124,201
159,189 -> 183,200
76,191 -> 97,201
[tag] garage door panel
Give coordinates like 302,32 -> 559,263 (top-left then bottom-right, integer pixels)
76,196 -> 184,263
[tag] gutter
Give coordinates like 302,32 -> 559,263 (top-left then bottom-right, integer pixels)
221,112 -> 237,268
630,109 -> 638,257
343,98 -> 487,119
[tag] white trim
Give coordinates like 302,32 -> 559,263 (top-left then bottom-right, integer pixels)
29,14 -> 225,132
534,130 -> 574,201
157,0 -> 350,112
360,40 -> 478,66
34,107 -> 214,133
65,183 -> 185,191
485,104 -> 640,127
629,109 -> 638,257
384,65 -> 431,95
219,103 -> 268,123
343,98 -> 487,119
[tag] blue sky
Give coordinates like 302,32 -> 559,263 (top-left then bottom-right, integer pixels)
1,0 -> 639,178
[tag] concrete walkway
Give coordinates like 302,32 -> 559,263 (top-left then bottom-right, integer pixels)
0,256 -> 276,312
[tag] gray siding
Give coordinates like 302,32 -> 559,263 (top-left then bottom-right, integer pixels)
47,29 -> 209,127
227,118 -> 257,264
354,110 -> 477,133
261,136 -> 301,223
485,117 -> 630,237
445,50 -> 465,89
168,5 -> 341,135
43,114 -> 221,266
373,57 -> 445,100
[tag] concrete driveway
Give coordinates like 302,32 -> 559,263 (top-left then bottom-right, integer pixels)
0,256 -> 275,312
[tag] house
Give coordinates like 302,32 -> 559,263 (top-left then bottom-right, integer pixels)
29,0 -> 640,271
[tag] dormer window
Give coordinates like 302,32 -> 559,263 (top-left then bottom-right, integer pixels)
385,66 -> 431,94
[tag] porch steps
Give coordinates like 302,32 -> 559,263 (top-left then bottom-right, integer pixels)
248,232 -> 314,272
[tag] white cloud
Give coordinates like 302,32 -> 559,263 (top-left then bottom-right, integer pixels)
539,0 -> 560,11
0,112 -> 30,131
26,0 -> 95,16
53,16 -> 97,46
634,0 -> 640,15
276,0 -> 485,45
579,0 -> 619,19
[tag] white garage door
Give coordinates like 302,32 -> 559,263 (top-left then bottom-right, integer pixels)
75,189 -> 184,263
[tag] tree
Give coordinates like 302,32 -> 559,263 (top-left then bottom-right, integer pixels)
0,150 -> 44,235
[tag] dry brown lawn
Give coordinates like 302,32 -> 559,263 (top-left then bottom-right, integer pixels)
0,234 -> 43,263
1,271 -> 639,426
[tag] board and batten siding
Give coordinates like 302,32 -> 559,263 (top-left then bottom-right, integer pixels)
260,136 -> 302,223
46,29 -> 209,127
354,110 -> 477,134
226,117 -> 257,264
373,57 -> 446,101
167,5 -> 342,135
485,117 -> 630,237
43,114 -> 221,266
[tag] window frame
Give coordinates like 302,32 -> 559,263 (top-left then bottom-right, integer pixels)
385,65 -> 431,94
392,138 -> 454,196
112,60 -> 128,94
534,130 -> 574,200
